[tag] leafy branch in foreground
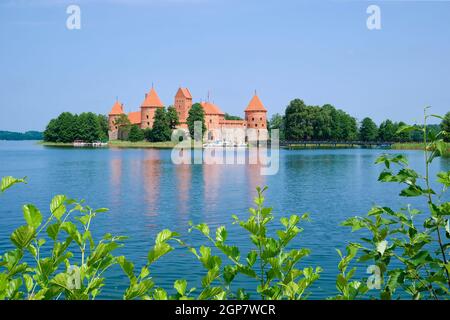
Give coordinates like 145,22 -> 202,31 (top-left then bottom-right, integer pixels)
341,108 -> 450,300
0,176 -> 126,300
188,186 -> 321,300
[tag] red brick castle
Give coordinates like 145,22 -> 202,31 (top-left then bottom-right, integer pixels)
108,87 -> 268,142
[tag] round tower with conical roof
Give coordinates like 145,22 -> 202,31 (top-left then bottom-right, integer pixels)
245,93 -> 267,141
140,87 -> 164,129
108,100 -> 125,140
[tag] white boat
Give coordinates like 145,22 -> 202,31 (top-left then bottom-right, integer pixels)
73,140 -> 108,148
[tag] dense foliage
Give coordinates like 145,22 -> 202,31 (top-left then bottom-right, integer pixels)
187,103 -> 206,140
149,108 -> 172,142
167,106 -> 180,130
268,113 -> 285,140
44,112 -> 108,143
284,100 -> 357,141
0,131 -> 43,141
359,117 -> 378,142
128,125 -> 145,142
276,99 -> 447,143
224,113 -> 243,121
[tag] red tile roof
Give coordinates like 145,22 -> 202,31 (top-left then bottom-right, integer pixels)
109,101 -> 124,115
128,111 -> 141,125
201,102 -> 225,115
141,88 -> 164,108
176,87 -> 192,99
245,94 -> 267,112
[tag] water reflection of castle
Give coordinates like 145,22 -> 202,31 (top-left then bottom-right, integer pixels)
108,87 -> 268,142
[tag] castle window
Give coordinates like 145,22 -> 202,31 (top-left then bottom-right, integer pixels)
260,117 -> 262,121
255,124 -> 258,127
262,123 -> 264,127
147,115 -> 149,119
147,122 -> 150,126
252,117 -> 255,121
210,119 -> 212,123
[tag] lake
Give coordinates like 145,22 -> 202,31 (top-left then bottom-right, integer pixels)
0,141 -> 449,299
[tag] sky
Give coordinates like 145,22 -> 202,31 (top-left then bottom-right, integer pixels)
0,0 -> 449,132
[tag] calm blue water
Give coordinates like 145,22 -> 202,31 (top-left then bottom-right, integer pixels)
0,141 -> 449,299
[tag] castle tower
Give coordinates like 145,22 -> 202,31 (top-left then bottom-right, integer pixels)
108,100 -> 125,140
174,88 -> 192,129
140,87 -> 164,129
245,93 -> 268,141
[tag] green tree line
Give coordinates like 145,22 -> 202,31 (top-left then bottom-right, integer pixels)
270,101 -> 449,143
0,131 -> 43,141
44,112 -> 109,143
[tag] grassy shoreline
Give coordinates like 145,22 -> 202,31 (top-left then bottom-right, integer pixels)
37,140 -> 450,155
108,140 -> 178,149
392,142 -> 450,156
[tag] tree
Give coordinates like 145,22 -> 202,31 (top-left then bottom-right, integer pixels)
187,103 -> 206,140
150,108 -> 172,142
224,113 -> 242,120
43,118 -> 59,142
97,114 -> 109,141
167,106 -> 180,130
359,117 -> 378,142
269,113 -> 285,140
284,99 -> 312,140
113,114 -> 131,141
43,112 -> 78,143
128,125 -> 145,142
441,111 -> 450,142
77,112 -> 102,143
342,114 -> 358,141
311,106 -> 332,140
378,120 -> 397,142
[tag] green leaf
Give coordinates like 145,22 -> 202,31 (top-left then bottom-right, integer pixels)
1,176 -> 26,193
155,229 -> 179,244
148,242 -> 173,264
50,195 -> 66,220
11,225 -> 35,249
215,226 -> 227,243
246,251 -> 257,266
174,279 -> 187,296
22,204 -> 43,228
49,273 -> 71,291
60,221 -> 82,246
400,185 -> 423,197
117,256 -> 135,280
410,251 -> 432,267
46,223 -> 61,240
23,274 -> 33,292
437,171 -> 450,187
139,266 -> 150,279
396,125 -> 417,134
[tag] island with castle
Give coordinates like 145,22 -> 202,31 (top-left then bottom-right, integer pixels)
107,87 -> 268,144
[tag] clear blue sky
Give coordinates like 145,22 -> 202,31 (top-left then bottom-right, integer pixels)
1,0 -> 449,132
